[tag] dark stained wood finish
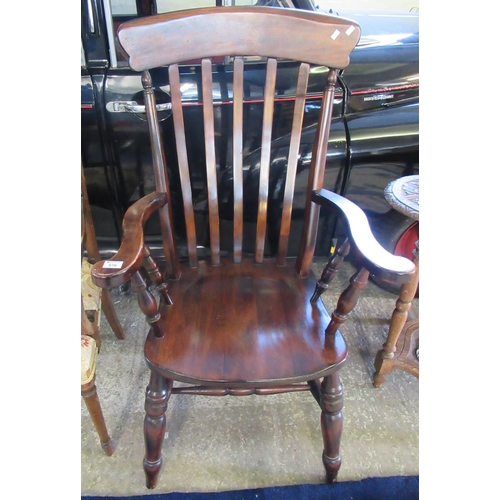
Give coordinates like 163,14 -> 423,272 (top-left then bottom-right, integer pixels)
143,373 -> 173,490
142,71 -> 181,280
278,62 -> 310,265
92,191 -> 168,288
320,372 -> 344,482
311,238 -> 350,304
90,7 -> 418,489
143,245 -> 173,306
145,259 -> 347,386
117,7 -> 361,71
255,58 -> 277,263
169,64 -> 198,268
296,70 -> 338,278
201,58 -> 221,266
232,56 -> 244,263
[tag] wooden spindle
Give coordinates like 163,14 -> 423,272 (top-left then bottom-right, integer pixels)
131,270 -> 164,338
142,245 -> 173,306
142,70 -> 181,279
310,239 -> 350,303
325,267 -> 370,336
296,69 -> 338,277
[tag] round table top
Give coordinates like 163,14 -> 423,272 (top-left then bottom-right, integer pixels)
384,174 -> 419,221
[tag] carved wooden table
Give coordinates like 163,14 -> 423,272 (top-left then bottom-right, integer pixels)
373,175 -> 419,387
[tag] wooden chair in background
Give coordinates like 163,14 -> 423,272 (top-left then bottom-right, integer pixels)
81,163 -> 126,455
91,7 -> 415,488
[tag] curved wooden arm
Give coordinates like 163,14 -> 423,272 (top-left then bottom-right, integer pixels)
312,188 -> 415,285
91,192 -> 168,288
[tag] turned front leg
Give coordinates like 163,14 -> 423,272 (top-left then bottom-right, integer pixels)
144,372 -> 173,489
373,242 -> 419,387
320,372 -> 343,482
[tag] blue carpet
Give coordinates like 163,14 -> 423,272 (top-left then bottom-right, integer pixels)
83,475 -> 419,499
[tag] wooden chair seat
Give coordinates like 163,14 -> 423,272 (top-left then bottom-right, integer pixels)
146,259 -> 346,385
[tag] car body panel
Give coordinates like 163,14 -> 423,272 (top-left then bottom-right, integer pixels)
81,0 -> 419,259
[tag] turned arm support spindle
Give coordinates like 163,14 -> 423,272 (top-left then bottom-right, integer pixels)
311,238 -> 350,304
131,270 -> 165,339
142,245 -> 173,306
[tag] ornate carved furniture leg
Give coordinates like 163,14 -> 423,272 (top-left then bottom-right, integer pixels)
320,372 -> 343,482
143,372 -> 173,489
373,241 -> 419,387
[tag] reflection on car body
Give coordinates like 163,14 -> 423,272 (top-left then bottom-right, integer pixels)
81,0 -> 419,266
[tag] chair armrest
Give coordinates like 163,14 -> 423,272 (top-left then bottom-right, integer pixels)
92,191 -> 168,288
312,188 -> 415,285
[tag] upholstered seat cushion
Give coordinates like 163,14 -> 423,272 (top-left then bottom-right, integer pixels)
82,258 -> 102,328
81,334 -> 98,385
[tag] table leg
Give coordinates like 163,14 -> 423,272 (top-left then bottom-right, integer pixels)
373,242 -> 419,387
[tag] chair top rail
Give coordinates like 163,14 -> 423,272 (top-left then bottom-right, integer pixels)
118,6 -> 361,71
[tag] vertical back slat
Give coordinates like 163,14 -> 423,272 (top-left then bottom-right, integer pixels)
169,64 -> 198,268
201,58 -> 221,266
255,57 -> 277,263
232,57 -> 244,264
277,63 -> 310,266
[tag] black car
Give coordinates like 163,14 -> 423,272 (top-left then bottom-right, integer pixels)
81,0 -> 419,271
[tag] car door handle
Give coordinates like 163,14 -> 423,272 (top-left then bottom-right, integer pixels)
106,101 -> 172,113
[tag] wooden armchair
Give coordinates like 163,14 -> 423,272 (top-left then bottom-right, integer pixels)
91,7 -> 415,489
81,163 -> 125,455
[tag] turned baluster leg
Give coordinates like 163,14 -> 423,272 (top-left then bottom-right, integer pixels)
325,267 -> 370,336
131,270 -> 165,339
373,242 -> 419,387
320,372 -> 343,482
142,245 -> 173,306
144,372 -> 173,489
311,239 -> 350,304
82,377 -> 114,456
319,267 -> 369,482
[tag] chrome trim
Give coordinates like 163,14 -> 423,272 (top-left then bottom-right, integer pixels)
102,0 -> 118,68
86,0 -> 95,33
106,101 -> 172,113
